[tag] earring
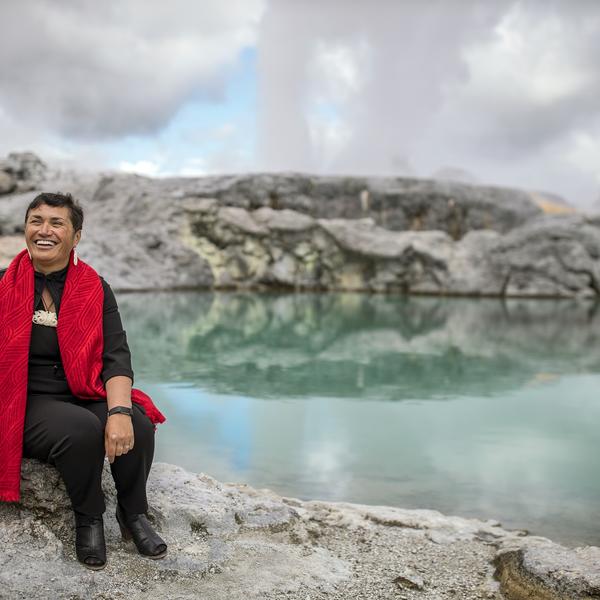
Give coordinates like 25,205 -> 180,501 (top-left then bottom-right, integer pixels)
73,249 -> 78,266
26,247 -> 32,260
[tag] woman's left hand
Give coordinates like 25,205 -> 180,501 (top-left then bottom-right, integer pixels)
105,376 -> 135,464
105,414 -> 135,464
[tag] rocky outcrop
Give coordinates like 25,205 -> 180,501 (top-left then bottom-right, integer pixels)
0,153 -> 597,297
495,539 -> 600,600
180,203 -> 600,296
0,152 -> 47,195
2,459 -> 598,599
0,170 -> 15,195
174,172 -> 542,238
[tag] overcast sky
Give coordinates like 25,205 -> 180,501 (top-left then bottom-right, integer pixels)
0,1 -> 599,208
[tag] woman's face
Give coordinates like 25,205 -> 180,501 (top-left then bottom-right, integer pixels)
25,203 -> 81,273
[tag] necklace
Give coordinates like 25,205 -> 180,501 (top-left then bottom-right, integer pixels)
41,289 -> 55,312
33,310 -> 58,327
34,288 -> 58,327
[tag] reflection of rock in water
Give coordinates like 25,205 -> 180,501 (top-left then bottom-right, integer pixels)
119,292 -> 600,399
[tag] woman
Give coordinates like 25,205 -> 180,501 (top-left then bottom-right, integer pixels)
0,192 -> 167,570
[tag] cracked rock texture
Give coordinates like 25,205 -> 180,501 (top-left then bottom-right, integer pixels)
1,459 -> 599,600
0,153 -> 597,297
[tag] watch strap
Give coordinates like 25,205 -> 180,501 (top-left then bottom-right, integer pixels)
107,406 -> 134,418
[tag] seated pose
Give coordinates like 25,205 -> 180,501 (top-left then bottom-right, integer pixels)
0,192 -> 167,570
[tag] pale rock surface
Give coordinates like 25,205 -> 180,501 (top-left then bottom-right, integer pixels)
0,153 -> 597,296
1,459 -> 599,600
495,537 -> 600,600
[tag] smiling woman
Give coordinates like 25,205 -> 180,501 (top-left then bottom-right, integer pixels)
0,192 -> 167,571
25,200 -> 82,274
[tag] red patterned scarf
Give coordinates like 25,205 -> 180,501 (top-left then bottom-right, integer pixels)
0,249 -> 165,502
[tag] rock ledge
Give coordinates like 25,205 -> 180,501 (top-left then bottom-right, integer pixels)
1,459 -> 598,599
1,158 -> 598,297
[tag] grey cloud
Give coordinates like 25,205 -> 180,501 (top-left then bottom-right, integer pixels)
1,0 -> 599,208
257,0 -> 509,173
451,2 -> 600,157
0,0 -> 263,139
256,0 -> 600,207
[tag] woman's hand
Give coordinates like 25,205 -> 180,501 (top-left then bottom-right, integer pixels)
105,375 -> 135,464
105,414 -> 134,463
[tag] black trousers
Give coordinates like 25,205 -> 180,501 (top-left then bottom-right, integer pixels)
22,395 -> 155,516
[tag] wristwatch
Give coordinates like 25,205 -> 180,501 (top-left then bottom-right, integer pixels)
108,406 -> 134,418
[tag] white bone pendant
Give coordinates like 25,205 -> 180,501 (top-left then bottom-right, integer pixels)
32,310 -> 58,328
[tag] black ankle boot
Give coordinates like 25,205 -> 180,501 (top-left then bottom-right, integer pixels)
74,512 -> 106,570
115,503 -> 167,559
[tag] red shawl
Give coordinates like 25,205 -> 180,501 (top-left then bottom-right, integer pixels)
0,249 -> 166,502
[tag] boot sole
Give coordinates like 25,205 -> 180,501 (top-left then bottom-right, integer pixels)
81,561 -> 107,571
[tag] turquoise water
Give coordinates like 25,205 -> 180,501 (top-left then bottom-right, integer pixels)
118,292 -> 600,547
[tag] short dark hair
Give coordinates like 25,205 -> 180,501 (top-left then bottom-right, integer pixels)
25,192 -> 84,232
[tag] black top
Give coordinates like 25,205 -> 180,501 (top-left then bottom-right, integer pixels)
0,265 -> 134,397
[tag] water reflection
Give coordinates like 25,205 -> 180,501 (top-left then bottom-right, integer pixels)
120,292 -> 600,399
117,292 -> 600,546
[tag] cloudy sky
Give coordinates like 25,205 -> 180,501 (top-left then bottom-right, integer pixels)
0,0 -> 599,208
